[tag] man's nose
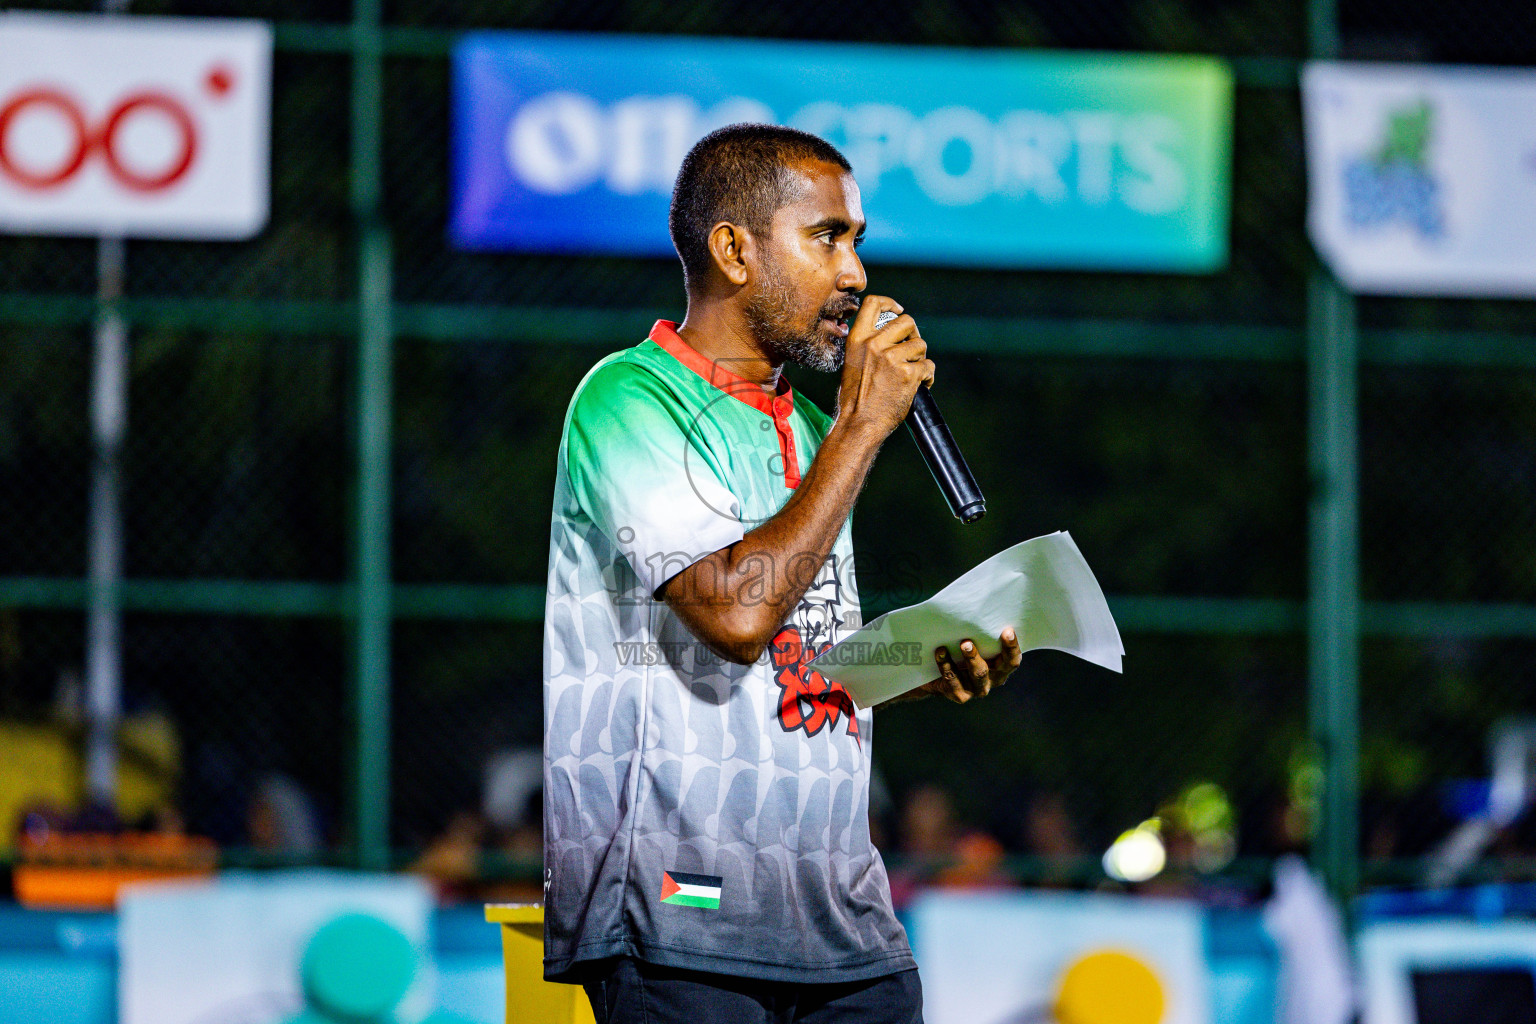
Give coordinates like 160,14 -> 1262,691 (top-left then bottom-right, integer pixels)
838,252 -> 867,294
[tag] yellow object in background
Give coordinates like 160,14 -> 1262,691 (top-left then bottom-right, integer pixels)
485,904 -> 596,1024
1055,949 -> 1167,1024
0,723 -> 79,844
0,718 -> 180,850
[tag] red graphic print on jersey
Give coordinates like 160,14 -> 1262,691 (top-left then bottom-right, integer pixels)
771,625 -> 860,741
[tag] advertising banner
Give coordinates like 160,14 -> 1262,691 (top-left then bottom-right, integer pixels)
0,12 -> 271,240
906,890 -> 1211,1024
1304,62 -> 1536,297
119,871 -> 437,1024
452,34 -> 1232,271
1358,920 -> 1536,1024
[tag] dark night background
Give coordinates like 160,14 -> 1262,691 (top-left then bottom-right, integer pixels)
1,0 -> 1534,875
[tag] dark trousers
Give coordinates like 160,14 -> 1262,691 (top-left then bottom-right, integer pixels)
581,957 -> 924,1024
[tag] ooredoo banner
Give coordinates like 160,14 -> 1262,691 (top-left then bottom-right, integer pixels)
0,12 -> 271,240
451,33 -> 1232,272
1304,62 -> 1536,297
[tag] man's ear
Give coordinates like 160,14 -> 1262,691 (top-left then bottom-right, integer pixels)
707,221 -> 752,287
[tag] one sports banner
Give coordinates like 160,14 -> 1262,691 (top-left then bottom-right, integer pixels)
0,12 -> 271,240
452,33 -> 1232,272
1304,62 -> 1536,297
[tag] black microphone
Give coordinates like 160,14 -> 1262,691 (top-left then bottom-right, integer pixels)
875,309 -> 986,523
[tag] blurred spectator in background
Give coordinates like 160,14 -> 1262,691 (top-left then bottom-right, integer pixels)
483,748 -> 543,902
482,746 -> 541,835
142,802 -> 187,836
1241,784 -> 1311,862
410,747 -> 546,902
887,783 -> 1009,907
1018,790 -> 1086,888
14,803 -> 74,847
246,772 -> 322,855
1376,785 -> 1455,861
411,809 -> 489,900
495,788 -> 542,861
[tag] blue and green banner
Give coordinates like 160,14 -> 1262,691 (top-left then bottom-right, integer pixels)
451,33 -> 1232,272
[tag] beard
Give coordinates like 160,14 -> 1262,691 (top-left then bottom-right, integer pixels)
743,255 -> 856,373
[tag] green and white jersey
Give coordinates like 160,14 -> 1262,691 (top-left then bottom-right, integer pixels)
542,321 -> 913,984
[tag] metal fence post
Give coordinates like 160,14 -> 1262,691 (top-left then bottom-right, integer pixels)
82,0 -> 135,821
1306,0 -> 1362,908
86,237 -> 127,807
1307,269 -> 1361,904
351,0 -> 393,871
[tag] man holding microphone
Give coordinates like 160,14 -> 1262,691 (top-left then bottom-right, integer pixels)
543,123 -> 1021,1023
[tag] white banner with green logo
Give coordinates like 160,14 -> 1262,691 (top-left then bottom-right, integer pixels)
1304,62 -> 1536,297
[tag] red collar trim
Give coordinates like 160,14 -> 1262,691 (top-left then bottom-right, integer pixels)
648,320 -> 802,488
648,320 -> 794,419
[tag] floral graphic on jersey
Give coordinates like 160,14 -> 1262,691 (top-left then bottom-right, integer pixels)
771,624 -> 860,740
1343,99 -> 1444,239
795,570 -> 846,650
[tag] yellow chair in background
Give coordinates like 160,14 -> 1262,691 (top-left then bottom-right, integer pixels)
485,904 -> 596,1024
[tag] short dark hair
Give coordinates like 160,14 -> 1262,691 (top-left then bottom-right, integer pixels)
669,123 -> 852,292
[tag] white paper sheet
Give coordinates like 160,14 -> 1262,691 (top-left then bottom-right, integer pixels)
808,531 -> 1124,709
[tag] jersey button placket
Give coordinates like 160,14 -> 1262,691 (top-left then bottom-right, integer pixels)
771,399 -> 799,488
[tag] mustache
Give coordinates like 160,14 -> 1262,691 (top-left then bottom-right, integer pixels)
820,296 -> 862,322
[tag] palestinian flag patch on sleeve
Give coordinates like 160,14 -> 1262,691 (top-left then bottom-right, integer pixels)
660,871 -> 722,909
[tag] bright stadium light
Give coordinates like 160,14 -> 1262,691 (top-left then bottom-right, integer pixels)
1103,819 -> 1167,883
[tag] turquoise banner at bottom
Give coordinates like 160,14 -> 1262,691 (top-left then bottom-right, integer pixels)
0,897 -> 1276,1024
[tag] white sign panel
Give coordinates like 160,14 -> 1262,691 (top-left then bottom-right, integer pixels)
120,871 -> 436,1024
1304,61 -> 1536,297
0,12 -> 270,240
907,890 -> 1210,1024
1359,920 -> 1536,1024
